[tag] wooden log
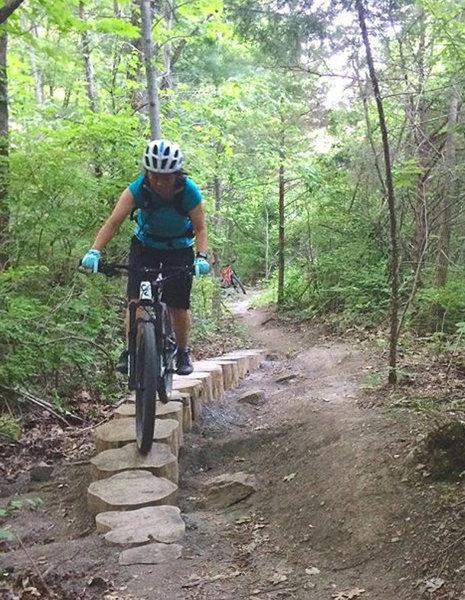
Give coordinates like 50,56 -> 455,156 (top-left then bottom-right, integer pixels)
93,417 -> 180,456
205,359 -> 239,389
173,372 -> 213,403
87,470 -> 177,515
168,391 -> 192,432
220,353 -> 249,377
222,349 -> 264,371
114,401 -> 184,445
90,442 -> 178,483
192,362 -> 224,399
171,378 -> 204,419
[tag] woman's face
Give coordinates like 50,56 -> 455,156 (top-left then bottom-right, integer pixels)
147,171 -> 177,198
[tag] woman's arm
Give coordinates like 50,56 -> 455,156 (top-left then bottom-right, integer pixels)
189,202 -> 208,254
92,188 -> 135,251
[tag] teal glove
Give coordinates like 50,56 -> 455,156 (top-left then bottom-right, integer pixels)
194,256 -> 210,276
81,249 -> 101,273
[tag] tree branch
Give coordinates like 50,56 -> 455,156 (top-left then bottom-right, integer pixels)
0,0 -> 26,24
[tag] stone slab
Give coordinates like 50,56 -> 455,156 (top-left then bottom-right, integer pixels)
119,542 -> 182,565
94,417 -> 180,456
96,506 -> 185,545
90,442 -> 178,483
201,471 -> 258,509
88,470 -> 177,515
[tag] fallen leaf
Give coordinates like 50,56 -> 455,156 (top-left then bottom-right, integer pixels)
270,573 -> 288,585
305,567 -> 320,575
283,472 -> 296,482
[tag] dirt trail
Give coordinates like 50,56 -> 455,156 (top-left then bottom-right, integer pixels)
3,300 -> 461,599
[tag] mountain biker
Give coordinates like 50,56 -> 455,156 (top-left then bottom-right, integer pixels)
80,139 -> 209,376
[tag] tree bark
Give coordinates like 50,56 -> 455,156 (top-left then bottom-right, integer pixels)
140,0 -> 161,138
434,84 -> 459,292
79,1 -> 98,112
161,0 -> 173,90
277,125 -> 285,306
356,0 -> 400,384
0,32 -> 9,269
0,0 -> 25,24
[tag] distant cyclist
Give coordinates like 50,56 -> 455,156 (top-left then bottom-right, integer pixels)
81,139 -> 209,375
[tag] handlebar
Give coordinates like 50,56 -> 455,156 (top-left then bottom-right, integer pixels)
79,261 -> 194,280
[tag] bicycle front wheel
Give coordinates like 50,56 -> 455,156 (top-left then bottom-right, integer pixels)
158,304 -> 176,403
135,321 -> 158,454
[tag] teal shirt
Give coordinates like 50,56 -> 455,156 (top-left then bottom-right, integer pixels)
128,175 -> 203,249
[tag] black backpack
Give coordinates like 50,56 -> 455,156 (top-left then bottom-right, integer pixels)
131,174 -> 194,242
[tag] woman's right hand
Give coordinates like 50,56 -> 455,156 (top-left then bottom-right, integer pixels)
81,249 -> 101,273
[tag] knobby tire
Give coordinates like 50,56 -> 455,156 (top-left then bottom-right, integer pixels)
158,304 -> 175,403
135,321 -> 158,455
231,273 -> 246,294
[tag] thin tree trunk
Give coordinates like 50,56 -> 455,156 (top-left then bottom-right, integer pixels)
79,1 -> 98,112
434,84 -> 459,292
277,126 -> 285,306
356,0 -> 400,384
161,0 -> 173,90
26,23 -> 44,106
0,32 -> 9,269
140,0 -> 161,138
0,0 -> 25,24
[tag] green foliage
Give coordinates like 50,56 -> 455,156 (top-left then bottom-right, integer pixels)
0,415 -> 21,441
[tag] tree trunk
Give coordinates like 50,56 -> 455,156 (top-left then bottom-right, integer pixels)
0,0 -> 25,24
25,23 -> 44,106
434,84 -> 459,293
0,32 -> 9,269
277,128 -> 285,306
79,1 -> 98,112
161,0 -> 173,90
140,0 -> 161,138
356,0 -> 400,384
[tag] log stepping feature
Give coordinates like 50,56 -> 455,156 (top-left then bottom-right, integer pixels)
88,470 -> 177,515
87,348 -> 266,565
90,442 -> 179,483
94,417 -> 181,455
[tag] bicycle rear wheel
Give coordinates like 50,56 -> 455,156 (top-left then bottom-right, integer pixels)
135,321 -> 158,454
232,273 -> 246,294
157,304 -> 176,403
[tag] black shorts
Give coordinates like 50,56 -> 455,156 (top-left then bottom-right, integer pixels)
127,237 -> 194,309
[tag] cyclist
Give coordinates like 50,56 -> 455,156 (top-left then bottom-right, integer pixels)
80,139 -> 209,376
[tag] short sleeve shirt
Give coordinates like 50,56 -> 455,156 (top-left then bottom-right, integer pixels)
128,175 -> 203,249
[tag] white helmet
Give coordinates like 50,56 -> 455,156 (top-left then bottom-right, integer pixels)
143,139 -> 183,173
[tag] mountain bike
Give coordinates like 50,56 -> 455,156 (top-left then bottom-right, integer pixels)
220,263 -> 246,294
96,262 -> 192,454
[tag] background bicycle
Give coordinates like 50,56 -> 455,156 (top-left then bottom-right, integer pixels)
220,261 -> 246,294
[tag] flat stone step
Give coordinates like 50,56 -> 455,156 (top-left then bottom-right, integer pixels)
90,442 -> 178,483
173,372 -> 213,403
96,506 -> 185,546
171,378 -> 204,419
94,417 -> 180,456
88,470 -> 177,515
119,542 -> 182,566
193,362 -> 224,399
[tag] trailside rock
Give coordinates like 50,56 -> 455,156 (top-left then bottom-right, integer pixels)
87,470 -> 177,515
201,472 -> 258,509
119,542 -> 182,565
94,417 -> 180,456
238,389 -> 265,406
90,442 -> 178,483
96,506 -> 185,545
